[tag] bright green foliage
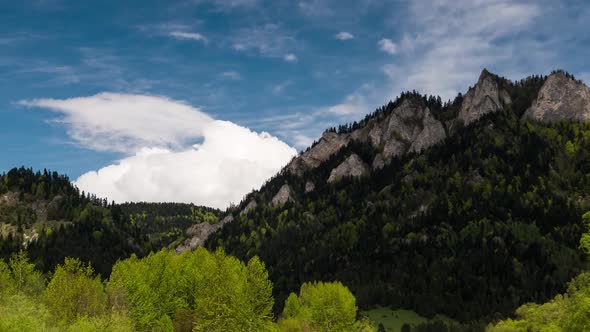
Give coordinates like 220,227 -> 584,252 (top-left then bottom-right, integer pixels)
107,247 -> 276,331
8,251 -> 44,296
487,272 -> 590,331
0,293 -> 52,332
579,211 -> 590,255
279,281 -> 374,332
44,257 -> 107,323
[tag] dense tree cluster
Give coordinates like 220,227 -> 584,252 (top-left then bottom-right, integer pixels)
210,79 -> 590,322
0,249 -> 372,331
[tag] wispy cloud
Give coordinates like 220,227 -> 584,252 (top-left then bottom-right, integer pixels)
168,31 -> 208,43
335,32 -> 354,40
231,24 -> 299,60
221,70 -> 242,80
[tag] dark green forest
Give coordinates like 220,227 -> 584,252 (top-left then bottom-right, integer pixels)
208,73 -> 590,322
0,168 -> 220,275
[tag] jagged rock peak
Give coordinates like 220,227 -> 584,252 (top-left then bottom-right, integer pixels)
523,71 -> 590,122
458,69 -> 511,126
327,154 -> 369,183
272,184 -> 294,206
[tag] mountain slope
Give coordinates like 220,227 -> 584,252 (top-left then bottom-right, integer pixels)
202,70 -> 590,322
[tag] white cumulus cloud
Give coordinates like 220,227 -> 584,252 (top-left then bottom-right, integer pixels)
21,94 -> 297,209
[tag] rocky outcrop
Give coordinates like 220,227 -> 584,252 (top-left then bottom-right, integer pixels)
240,199 -> 257,216
523,71 -> 590,122
305,180 -> 315,193
286,132 -> 350,175
175,214 -> 234,253
327,154 -> 369,183
372,153 -> 386,170
458,69 -> 511,126
287,98 -> 448,175
272,184 -> 294,206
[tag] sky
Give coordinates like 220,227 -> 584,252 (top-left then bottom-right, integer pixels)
1,0 -> 589,208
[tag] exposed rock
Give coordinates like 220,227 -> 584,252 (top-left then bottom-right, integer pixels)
305,180 -> 315,193
328,154 -> 369,183
372,153 -> 386,170
286,99 -> 448,174
458,69 -> 511,126
409,108 -> 446,153
240,199 -> 257,216
523,71 -> 590,122
176,214 -> 234,253
272,184 -> 294,206
286,131 -> 350,174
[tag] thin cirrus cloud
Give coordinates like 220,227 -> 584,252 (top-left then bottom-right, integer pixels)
335,32 -> 354,40
19,93 -> 297,208
168,31 -> 208,43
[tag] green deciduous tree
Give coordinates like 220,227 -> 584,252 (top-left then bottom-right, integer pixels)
44,258 -> 107,323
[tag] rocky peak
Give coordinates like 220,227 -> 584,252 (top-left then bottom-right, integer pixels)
523,71 -> 590,122
327,154 -> 369,183
272,184 -> 295,206
458,69 -> 511,126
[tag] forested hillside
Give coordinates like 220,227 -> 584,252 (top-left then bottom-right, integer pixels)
207,71 -> 590,322
0,168 -> 220,275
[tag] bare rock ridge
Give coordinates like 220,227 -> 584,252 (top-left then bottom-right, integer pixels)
457,69 -> 511,126
327,154 -> 369,183
523,71 -> 590,122
286,69 -> 511,177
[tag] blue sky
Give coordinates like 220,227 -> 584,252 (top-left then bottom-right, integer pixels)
1,0 -> 589,207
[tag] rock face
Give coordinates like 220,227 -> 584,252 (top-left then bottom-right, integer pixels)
372,153 -> 386,170
286,98 -> 448,175
287,132 -> 350,174
175,214 -> 234,253
305,180 -> 315,193
240,199 -> 257,216
523,71 -> 590,122
458,69 -> 511,125
272,184 -> 294,206
328,154 -> 369,183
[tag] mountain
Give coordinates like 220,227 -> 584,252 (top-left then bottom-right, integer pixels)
194,69 -> 590,322
0,167 -> 221,275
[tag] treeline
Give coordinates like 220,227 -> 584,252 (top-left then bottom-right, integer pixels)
0,249 -> 374,332
209,81 -> 590,322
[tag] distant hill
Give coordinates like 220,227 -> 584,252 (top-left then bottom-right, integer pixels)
201,69 -> 590,322
0,167 -> 221,275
